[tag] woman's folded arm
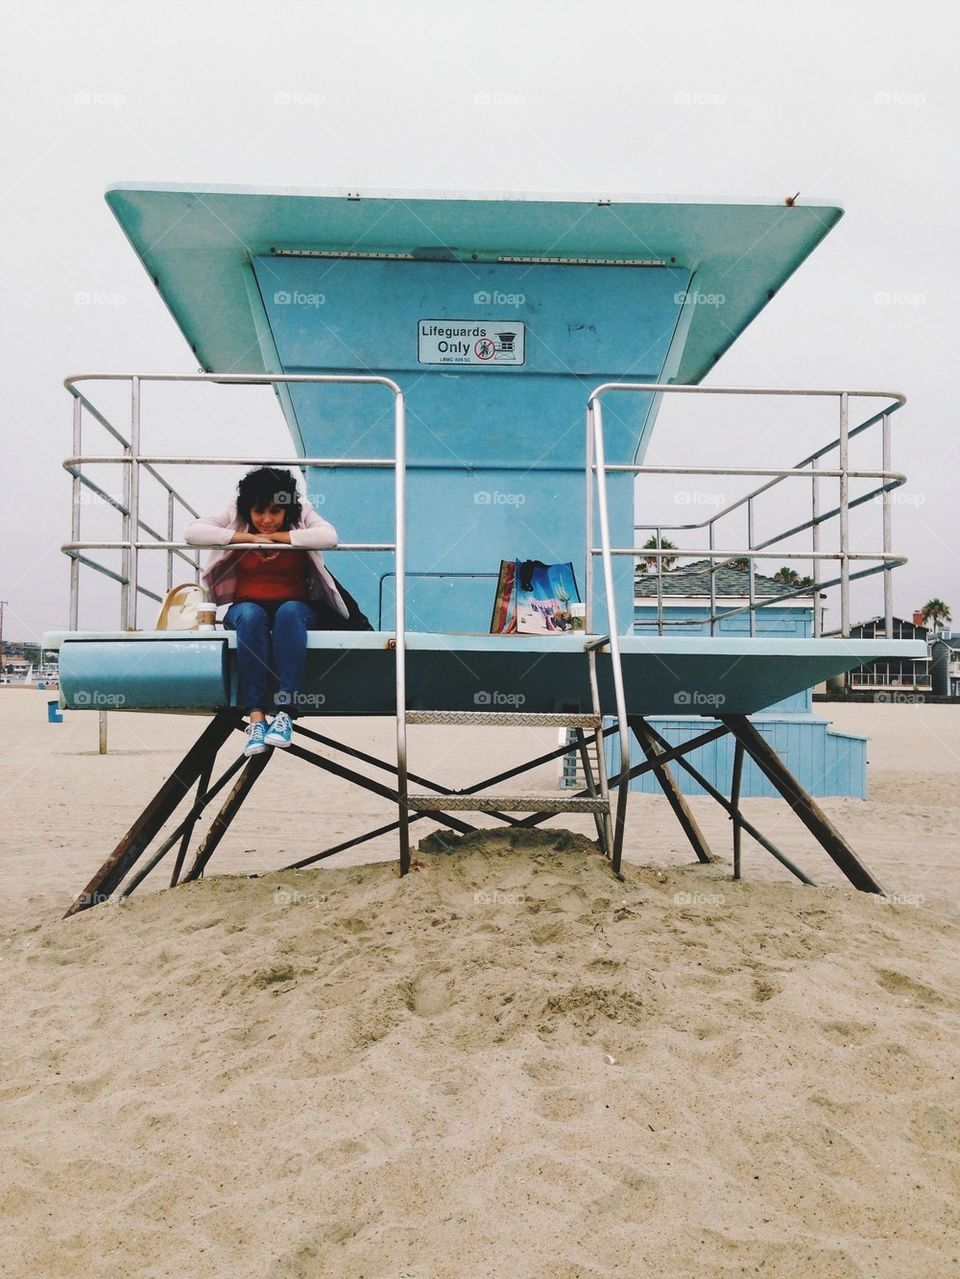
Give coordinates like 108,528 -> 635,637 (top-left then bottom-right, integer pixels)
183,508 -> 238,547
287,503 -> 339,550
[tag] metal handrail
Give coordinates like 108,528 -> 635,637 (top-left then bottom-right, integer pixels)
65,455 -> 396,467
64,371 -> 410,870
64,467 -> 200,578
622,416 -> 904,530
606,548 -> 902,560
63,541 -> 395,552
632,561 -> 905,630
587,382 -> 906,640
64,373 -> 404,622
585,381 -> 910,868
376,570 -> 499,630
67,382 -> 203,627
585,405 -> 633,875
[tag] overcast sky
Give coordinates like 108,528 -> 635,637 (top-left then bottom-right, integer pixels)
2,0 -> 958,642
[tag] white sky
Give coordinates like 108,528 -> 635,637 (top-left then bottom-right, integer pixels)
2,0 -> 958,641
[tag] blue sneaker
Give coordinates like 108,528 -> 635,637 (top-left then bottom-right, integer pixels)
243,720 -> 269,756
264,710 -> 294,749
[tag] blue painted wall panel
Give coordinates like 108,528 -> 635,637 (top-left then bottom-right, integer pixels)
617,601 -> 867,797
253,256 -> 690,634
616,716 -> 866,799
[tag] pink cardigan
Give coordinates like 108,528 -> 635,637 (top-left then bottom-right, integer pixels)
183,500 -> 349,618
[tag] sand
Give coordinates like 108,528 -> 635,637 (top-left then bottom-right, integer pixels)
2,689 -> 960,1277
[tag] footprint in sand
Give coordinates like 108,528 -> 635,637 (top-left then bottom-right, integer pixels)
874,967 -> 948,1007
404,965 -> 455,1017
819,1019 -> 875,1044
535,1088 -> 594,1122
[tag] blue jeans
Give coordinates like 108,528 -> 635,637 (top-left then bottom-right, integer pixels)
224,599 -> 320,714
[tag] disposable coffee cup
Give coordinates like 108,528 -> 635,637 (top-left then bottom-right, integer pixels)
197,605 -> 217,631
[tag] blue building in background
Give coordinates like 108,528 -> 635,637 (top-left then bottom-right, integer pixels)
624,560 -> 868,797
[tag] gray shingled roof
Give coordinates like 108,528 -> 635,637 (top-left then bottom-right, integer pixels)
635,558 -> 808,599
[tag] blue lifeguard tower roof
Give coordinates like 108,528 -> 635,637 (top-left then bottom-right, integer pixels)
106,182 -> 843,384
103,183 -> 851,637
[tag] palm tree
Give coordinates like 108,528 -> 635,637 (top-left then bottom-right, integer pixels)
774,566 -> 815,591
920,598 -> 952,632
641,535 -> 678,572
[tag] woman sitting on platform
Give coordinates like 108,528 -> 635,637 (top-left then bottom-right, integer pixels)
185,466 -> 370,757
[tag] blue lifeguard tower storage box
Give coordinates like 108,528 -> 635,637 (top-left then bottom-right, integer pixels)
627,562 -> 868,798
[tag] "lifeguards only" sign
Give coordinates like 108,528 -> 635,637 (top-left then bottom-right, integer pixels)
418,320 -> 525,366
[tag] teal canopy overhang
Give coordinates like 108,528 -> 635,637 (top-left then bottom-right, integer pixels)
105,182 -> 843,385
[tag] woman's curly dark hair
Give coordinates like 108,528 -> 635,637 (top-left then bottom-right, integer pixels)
236,467 -> 303,530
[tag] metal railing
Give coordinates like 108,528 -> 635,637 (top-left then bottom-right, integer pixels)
64,373 -> 405,630
63,371 -> 410,856
63,373 -> 910,873
66,379 -> 202,628
376,571 -> 499,629
585,382 -> 908,867
585,383 -> 907,641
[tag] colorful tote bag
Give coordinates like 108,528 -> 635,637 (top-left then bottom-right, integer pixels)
490,559 -> 581,634
490,559 -> 518,632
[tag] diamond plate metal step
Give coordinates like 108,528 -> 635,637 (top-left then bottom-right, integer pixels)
405,793 -> 609,813
405,711 -> 601,727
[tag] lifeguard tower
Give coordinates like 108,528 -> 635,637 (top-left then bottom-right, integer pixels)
46,183 -> 925,914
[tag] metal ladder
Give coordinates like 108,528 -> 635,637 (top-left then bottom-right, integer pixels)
400,698 -> 614,846
393,387 -> 634,879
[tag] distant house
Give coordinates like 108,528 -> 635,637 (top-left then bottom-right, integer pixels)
612,559 -> 867,798
844,616 -> 929,691
634,558 -> 820,630
1,655 -> 32,680
929,633 -> 960,697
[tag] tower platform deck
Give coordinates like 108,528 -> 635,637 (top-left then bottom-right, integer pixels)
45,629 -> 925,717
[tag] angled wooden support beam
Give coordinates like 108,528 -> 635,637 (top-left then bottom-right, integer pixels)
170,756 -> 215,888
118,754 -> 248,898
643,722 -> 816,887
64,711 -> 241,917
730,740 -> 745,880
719,714 -> 883,894
628,716 -> 713,865
181,749 -> 273,883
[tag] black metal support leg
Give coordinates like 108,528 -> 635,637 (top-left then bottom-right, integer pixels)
181,749 -> 273,883
64,711 -> 241,917
117,754 -> 248,898
720,714 -> 884,894
170,756 -> 215,888
730,740 -> 745,880
628,716 -> 713,865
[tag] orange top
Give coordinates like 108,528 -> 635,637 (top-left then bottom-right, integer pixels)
233,548 -> 310,603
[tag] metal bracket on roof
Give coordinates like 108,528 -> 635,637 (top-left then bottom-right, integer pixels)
269,247 -> 667,266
